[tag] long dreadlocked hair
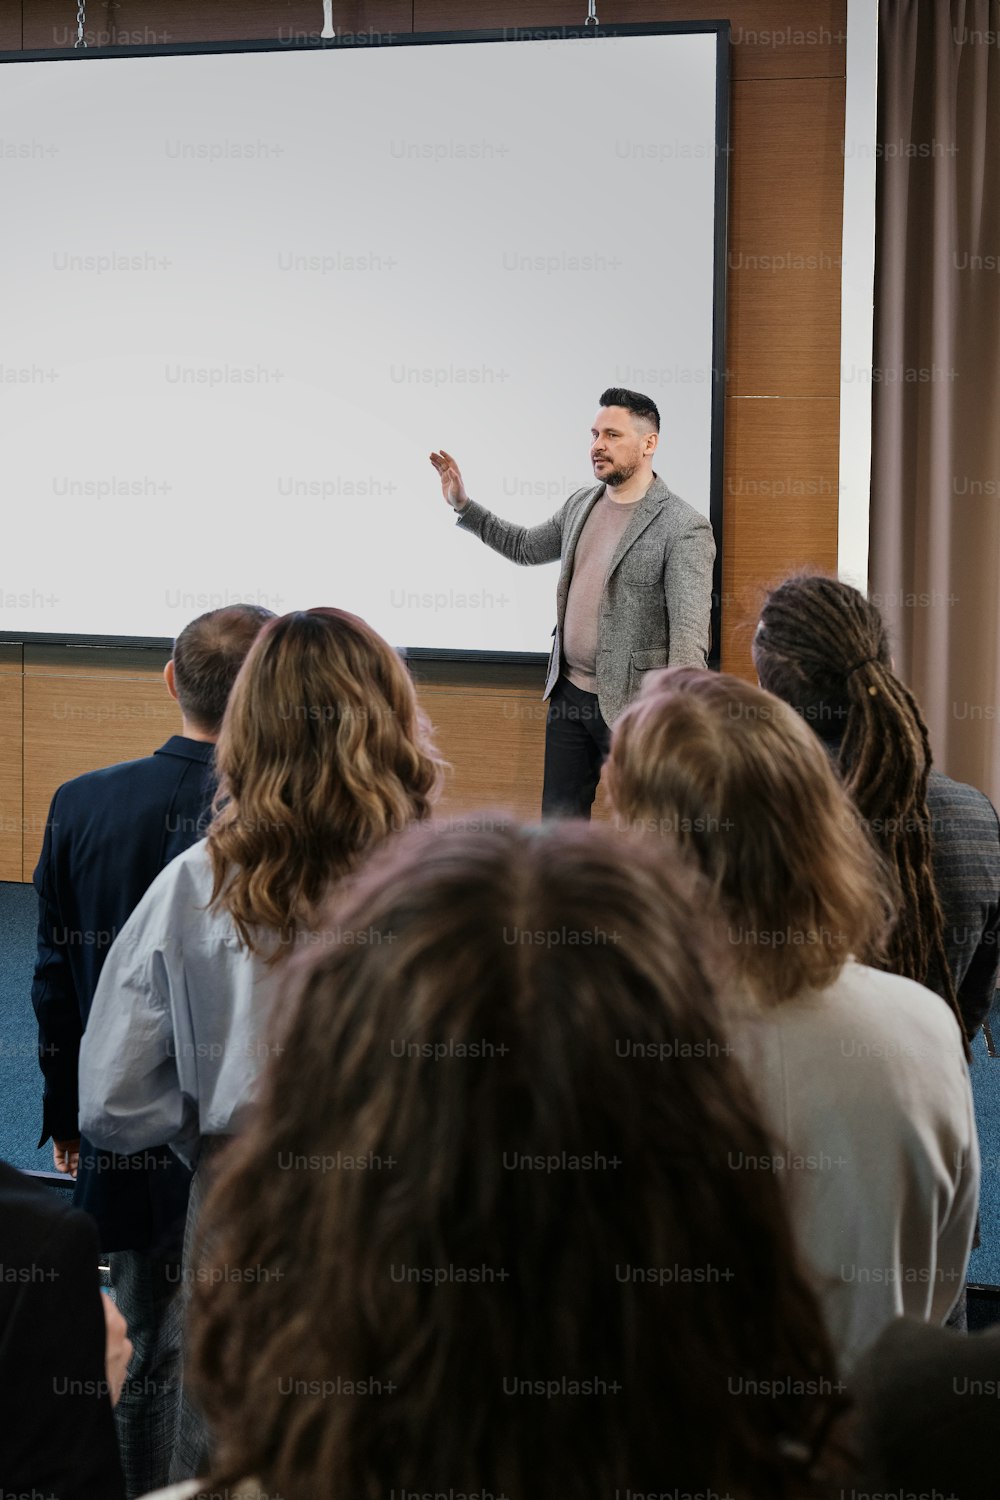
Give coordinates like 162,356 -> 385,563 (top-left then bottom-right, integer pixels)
752,574 -> 968,1053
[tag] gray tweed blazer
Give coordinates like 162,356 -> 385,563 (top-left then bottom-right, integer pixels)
456,473 -> 715,725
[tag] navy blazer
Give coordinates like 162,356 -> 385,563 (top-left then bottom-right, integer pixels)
31,736 -> 216,1253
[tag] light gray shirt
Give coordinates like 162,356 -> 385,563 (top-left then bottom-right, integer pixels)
78,841 -> 290,1168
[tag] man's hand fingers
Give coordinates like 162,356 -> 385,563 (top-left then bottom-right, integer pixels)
53,1139 -> 81,1176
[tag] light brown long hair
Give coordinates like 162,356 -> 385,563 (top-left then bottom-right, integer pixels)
190,820 -> 845,1500
605,668 -> 895,1002
752,575 -> 967,1043
206,608 -> 446,956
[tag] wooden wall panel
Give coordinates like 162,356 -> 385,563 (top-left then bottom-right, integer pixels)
0,0 -> 20,48
726,78 -> 845,398
0,645 -> 23,882
721,395 -> 840,677
407,659 -> 544,817
22,647 -> 180,877
422,685 -> 546,819
22,0 -> 409,49
413,0 -> 845,80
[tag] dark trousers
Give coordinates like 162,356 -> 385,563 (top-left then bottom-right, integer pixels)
541,677 -> 611,819
169,1138 -> 229,1485
108,1248 -> 183,1500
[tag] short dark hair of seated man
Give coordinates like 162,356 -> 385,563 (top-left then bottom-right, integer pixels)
184,819 -> 846,1500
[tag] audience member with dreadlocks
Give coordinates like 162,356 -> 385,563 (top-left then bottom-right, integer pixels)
753,575 -> 1000,1046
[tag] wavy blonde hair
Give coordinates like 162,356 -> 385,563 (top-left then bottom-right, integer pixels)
606,668 -> 895,1002
207,608 -> 446,956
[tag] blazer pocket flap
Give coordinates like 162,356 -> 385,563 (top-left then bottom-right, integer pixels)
631,648 -> 668,670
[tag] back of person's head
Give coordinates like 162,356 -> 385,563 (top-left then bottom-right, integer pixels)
190,819 -> 844,1500
207,607 -> 446,956
606,667 -> 893,1003
752,575 -> 964,1035
171,603 -> 276,734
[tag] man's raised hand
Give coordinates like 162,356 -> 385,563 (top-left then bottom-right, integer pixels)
429,450 -> 469,511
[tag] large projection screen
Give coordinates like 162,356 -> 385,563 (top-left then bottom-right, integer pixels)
0,25 -> 728,657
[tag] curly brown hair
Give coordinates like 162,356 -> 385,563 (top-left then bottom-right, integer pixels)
189,820 -> 846,1500
206,607 -> 446,957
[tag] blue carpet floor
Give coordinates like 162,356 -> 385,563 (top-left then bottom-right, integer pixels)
2,879 -> 999,1283
0,881 -> 52,1176
968,1018 -> 1000,1286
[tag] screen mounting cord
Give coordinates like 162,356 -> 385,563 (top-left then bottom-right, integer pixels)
321,0 -> 336,39
74,0 -> 87,47
584,0 -> 599,25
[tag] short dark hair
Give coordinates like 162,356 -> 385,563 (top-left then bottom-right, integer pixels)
598,386 -> 660,431
171,604 -> 275,733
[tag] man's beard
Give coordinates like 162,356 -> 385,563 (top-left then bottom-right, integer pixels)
598,454 -> 640,488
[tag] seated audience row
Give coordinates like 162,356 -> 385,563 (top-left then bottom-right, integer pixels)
5,575 -> 997,1500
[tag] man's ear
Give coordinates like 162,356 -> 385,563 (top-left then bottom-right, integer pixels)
164,658 -> 179,703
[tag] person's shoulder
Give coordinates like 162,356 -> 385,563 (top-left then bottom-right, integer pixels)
859,1313 -> 1000,1387
0,1158 -> 64,1222
53,749 -> 165,807
112,839 -> 215,948
652,479 -> 712,530
834,961 -> 968,1047
927,767 -> 1000,830
0,1159 -> 97,1259
146,838 -> 214,903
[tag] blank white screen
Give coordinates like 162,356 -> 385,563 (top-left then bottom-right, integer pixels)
0,31 -> 721,650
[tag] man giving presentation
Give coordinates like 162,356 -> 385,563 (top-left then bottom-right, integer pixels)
430,386 -> 716,818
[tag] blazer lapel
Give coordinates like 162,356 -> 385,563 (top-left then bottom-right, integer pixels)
557,486 -> 603,602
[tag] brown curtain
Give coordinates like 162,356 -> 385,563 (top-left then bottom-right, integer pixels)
872,0 -> 1000,802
